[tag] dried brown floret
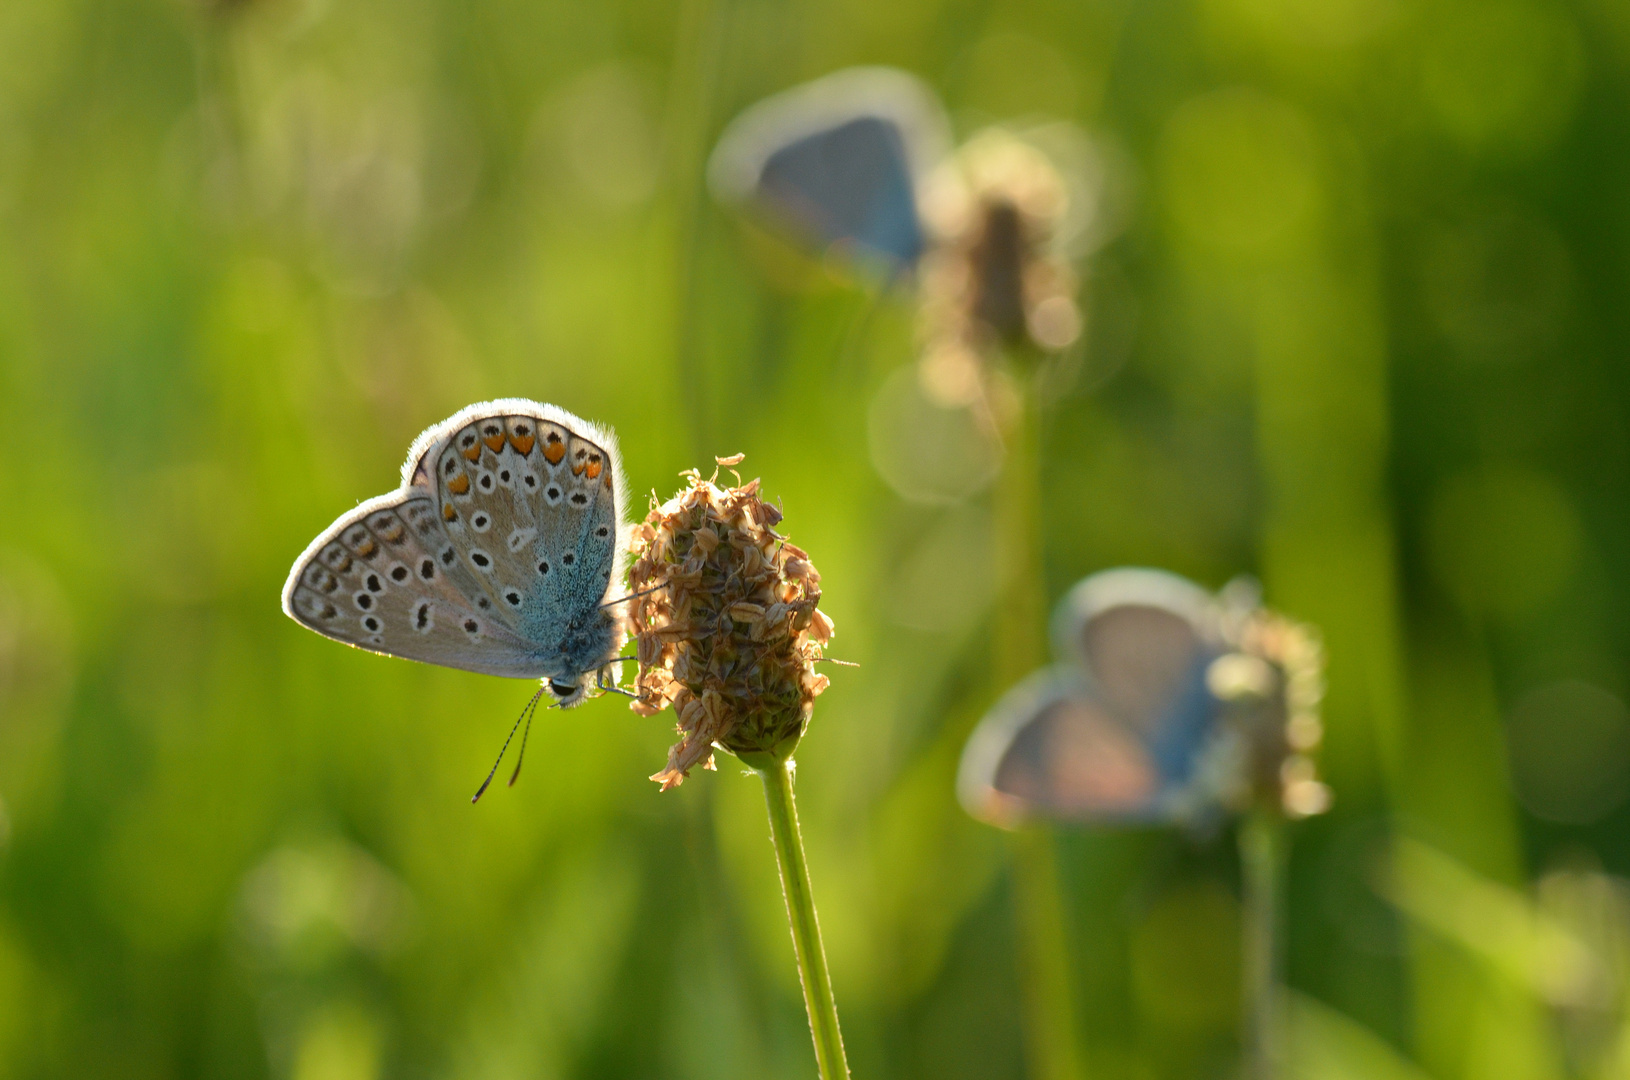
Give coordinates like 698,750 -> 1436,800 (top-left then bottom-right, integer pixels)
628,460 -> 834,790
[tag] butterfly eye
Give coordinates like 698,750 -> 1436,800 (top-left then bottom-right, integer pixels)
549,679 -> 578,698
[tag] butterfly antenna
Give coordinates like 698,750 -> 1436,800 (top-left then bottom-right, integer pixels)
507,691 -> 546,788
599,585 -> 666,609
472,686 -> 546,803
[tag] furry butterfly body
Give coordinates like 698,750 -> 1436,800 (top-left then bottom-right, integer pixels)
281,399 -> 629,706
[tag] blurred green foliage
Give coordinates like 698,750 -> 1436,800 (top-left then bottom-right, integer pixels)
1,0 -> 1628,1078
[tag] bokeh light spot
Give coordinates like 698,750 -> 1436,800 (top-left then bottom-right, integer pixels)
1162,88 -> 1320,257
1427,466 -> 1582,619
1507,680 -> 1630,824
1420,0 -> 1583,156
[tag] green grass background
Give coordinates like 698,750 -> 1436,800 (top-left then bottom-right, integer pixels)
1,0 -> 1628,1078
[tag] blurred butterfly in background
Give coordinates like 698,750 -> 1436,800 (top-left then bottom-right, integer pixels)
957,567 -> 1331,830
709,66 -> 1106,358
282,400 -> 630,711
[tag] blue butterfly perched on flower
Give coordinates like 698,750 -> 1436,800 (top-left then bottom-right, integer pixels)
958,568 -> 1330,830
710,67 -> 1104,354
281,400 -> 630,710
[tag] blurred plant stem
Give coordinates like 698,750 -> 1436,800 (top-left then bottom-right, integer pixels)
756,758 -> 851,1080
665,0 -> 730,460
994,362 -> 1086,1080
1240,808 -> 1285,1080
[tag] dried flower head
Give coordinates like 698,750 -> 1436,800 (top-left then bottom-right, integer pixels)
1208,604 -> 1331,819
917,127 -> 1085,374
627,458 -> 835,789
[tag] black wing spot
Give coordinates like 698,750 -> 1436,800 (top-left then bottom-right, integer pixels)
472,513 -> 489,528
562,552 -> 576,567
441,547 -> 457,565
505,591 -> 522,606
515,424 -> 531,436
390,565 -> 409,582
415,602 -> 431,629
595,526 -> 610,538
547,486 -> 561,499
477,597 -> 491,610
461,433 -> 476,448
500,469 -> 511,482
479,474 -> 494,491
537,560 -> 550,575
355,593 -> 374,610
570,492 -> 588,506
471,551 -> 490,568
420,559 -> 435,579
320,603 -> 338,620
362,616 -> 381,632
523,475 -> 537,489
463,618 -> 479,634
364,573 -> 383,592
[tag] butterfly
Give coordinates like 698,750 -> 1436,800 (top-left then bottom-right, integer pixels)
710,67 -> 1093,353
957,568 -> 1328,830
708,66 -> 949,274
281,400 -> 630,709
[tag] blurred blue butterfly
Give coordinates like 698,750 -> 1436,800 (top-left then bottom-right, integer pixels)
958,569 -> 1322,829
709,67 -> 950,275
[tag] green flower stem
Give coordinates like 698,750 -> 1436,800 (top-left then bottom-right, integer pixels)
1240,808 -> 1285,1080
1011,828 -> 1086,1080
994,362 -> 1085,1080
757,758 -> 851,1080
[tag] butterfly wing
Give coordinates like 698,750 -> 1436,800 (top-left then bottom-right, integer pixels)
282,492 -> 550,678
958,672 -> 1165,828
1050,568 -> 1230,805
709,67 -> 949,272
282,399 -> 628,681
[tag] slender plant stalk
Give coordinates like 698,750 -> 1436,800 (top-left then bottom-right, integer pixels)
1010,828 -> 1086,1080
757,758 -> 851,1080
993,363 -> 1086,1080
1239,808 -> 1285,1080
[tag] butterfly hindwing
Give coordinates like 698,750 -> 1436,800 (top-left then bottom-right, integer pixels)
282,493 -> 550,677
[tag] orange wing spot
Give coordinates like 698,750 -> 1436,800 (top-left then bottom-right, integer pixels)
544,440 -> 565,464
353,538 -> 378,559
443,504 -> 458,522
603,471 -> 613,490
571,461 -> 586,476
447,473 -> 470,495
462,443 -> 483,462
510,433 -> 535,455
484,433 -> 507,452
585,459 -> 603,480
